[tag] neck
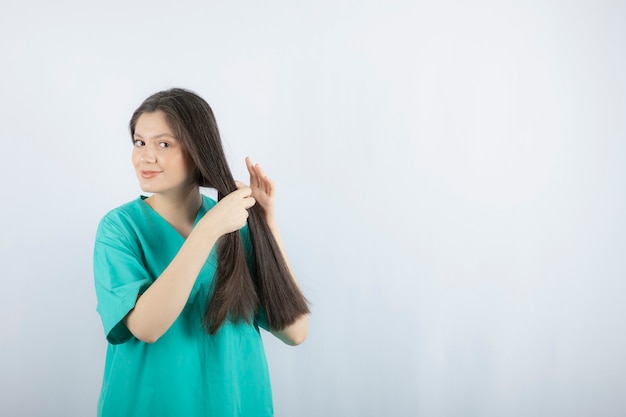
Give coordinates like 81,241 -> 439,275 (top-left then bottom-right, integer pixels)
145,185 -> 202,225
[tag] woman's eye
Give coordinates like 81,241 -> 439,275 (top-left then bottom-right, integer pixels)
133,140 -> 145,147
159,142 -> 171,148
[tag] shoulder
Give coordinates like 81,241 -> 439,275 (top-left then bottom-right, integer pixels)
200,193 -> 217,209
96,197 -> 146,242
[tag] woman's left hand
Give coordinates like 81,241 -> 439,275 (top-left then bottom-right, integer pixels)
237,156 -> 276,218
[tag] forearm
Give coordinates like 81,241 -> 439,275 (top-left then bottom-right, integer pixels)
270,314 -> 309,346
125,226 -> 219,343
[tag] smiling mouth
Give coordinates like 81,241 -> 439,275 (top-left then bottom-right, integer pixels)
140,171 -> 161,178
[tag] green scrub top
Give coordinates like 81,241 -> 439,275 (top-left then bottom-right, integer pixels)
93,195 -> 273,417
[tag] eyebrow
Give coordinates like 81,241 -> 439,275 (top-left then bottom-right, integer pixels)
133,133 -> 178,140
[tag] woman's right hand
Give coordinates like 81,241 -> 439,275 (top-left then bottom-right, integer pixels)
201,187 -> 256,238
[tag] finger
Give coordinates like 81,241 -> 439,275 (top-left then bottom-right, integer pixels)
253,163 -> 265,179
245,156 -> 254,177
263,174 -> 275,196
254,163 -> 273,196
235,180 -> 248,189
245,156 -> 259,187
244,196 -> 256,208
235,186 -> 252,197
253,163 -> 265,189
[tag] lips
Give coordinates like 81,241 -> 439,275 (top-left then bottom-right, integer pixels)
140,170 -> 161,179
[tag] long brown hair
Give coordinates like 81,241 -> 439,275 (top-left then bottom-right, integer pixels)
129,88 -> 309,334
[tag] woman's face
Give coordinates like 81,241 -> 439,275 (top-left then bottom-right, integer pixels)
131,110 -> 195,195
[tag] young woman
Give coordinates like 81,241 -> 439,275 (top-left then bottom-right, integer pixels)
93,88 -> 309,417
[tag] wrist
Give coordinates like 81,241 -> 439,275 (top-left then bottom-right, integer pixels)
196,212 -> 222,241
264,211 -> 278,228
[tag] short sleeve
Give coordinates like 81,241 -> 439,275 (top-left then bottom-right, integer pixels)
94,214 -> 152,345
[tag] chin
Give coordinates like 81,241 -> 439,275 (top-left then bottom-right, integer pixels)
138,184 -> 159,193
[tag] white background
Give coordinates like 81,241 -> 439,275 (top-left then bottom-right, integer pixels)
1,1 -> 625,416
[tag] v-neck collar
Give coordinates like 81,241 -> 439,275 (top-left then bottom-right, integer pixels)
139,195 -> 209,240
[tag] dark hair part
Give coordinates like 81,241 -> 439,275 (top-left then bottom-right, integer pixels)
129,88 -> 309,334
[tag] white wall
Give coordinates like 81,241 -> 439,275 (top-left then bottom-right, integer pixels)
1,1 -> 625,416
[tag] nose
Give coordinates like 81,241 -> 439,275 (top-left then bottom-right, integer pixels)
139,146 -> 156,164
